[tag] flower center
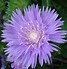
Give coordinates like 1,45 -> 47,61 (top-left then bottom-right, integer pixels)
30,32 -> 37,40
28,30 -> 40,43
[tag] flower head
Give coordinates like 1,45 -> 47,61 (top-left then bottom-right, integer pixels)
2,4 -> 67,69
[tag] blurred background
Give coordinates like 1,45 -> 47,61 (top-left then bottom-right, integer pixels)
0,0 -> 67,69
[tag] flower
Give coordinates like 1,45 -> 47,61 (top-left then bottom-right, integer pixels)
0,54 -> 5,69
2,4 -> 66,69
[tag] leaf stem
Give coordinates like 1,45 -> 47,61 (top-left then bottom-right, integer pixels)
52,57 -> 67,63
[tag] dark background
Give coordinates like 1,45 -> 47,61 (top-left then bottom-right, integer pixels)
0,0 -> 67,69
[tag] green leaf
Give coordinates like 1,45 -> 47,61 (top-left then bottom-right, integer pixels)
52,0 -> 67,30
42,0 -> 52,8
60,43 -> 67,58
6,0 -> 31,19
0,0 -> 5,11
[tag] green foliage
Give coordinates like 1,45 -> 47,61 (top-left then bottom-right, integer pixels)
52,0 -> 67,30
61,43 -> 67,58
59,64 -> 67,69
42,0 -> 52,7
36,63 -> 50,69
0,0 -> 5,11
6,0 -> 31,19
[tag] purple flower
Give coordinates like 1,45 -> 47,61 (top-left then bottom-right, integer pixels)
2,4 -> 67,69
0,54 -> 5,69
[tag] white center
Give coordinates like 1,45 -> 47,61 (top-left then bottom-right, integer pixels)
27,30 -> 41,43
30,32 -> 37,40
